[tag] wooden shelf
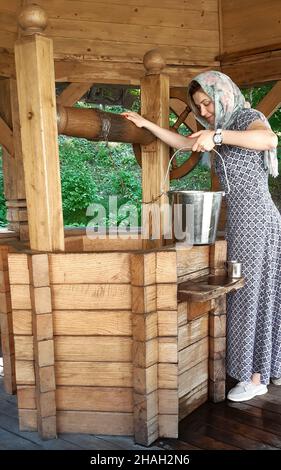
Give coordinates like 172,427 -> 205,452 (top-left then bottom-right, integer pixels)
178,274 -> 245,302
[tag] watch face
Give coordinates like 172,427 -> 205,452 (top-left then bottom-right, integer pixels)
214,133 -> 222,144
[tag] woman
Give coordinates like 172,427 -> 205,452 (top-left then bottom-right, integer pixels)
123,70 -> 281,402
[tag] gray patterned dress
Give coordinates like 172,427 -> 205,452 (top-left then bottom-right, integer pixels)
215,108 -> 281,385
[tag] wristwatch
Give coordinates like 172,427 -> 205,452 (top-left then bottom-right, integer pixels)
213,128 -> 223,146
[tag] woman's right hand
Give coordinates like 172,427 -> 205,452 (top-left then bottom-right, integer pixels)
121,111 -> 148,128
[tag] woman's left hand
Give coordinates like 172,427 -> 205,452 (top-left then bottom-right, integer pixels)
188,130 -> 215,152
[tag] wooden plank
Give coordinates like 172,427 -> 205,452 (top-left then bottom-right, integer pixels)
209,313 -> 226,338
209,336 -> 226,361
14,35 -> 64,251
57,410 -> 133,435
30,254 -> 50,288
159,414 -> 178,438
209,240 -> 227,271
33,0 -> 219,29
134,364 -> 157,394
178,302 -> 188,327
179,360 -> 208,398
130,253 -> 156,286
179,337 -> 209,374
158,310 -> 178,336
0,116 -> 13,155
188,300 -> 211,321
54,336 -> 132,362
222,54 -> 281,87
44,17 -> 219,48
179,380 -> 208,420
10,285 -> 31,310
178,314 -> 208,351
158,389 -> 178,415
256,80 -> 281,118
55,60 -> 213,87
12,310 -> 32,335
33,287 -> 52,314
131,285 -> 156,314
158,337 -> 178,363
57,82 -> 93,106
15,360 -> 35,385
62,0 -> 218,11
56,386 -> 133,412
221,0 -> 281,54
133,311 -> 158,341
0,269 -> 10,293
134,390 -> 158,421
17,385 -> 36,409
49,253 -> 131,284
8,253 -> 30,284
18,409 -> 37,432
177,245 -> 210,278
53,310 -> 132,336
53,40 -> 219,66
83,235 -> 143,252
157,284 -> 177,310
156,251 -> 177,284
52,284 -> 131,310
178,275 -> 244,302
133,338 -> 158,368
55,361 -> 133,387
14,335 -> 33,361
158,363 -> 177,389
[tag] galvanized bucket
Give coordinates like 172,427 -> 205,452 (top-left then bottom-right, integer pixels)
168,190 -> 224,245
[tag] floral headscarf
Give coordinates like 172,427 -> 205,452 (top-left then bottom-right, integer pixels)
187,70 -> 278,177
187,70 -> 247,130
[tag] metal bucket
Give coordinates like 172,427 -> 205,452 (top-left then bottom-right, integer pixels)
168,190 -> 224,245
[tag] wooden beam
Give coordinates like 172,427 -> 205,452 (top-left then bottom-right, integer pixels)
0,51 -> 216,87
14,34 -> 64,251
256,80 -> 281,118
221,51 -> 281,87
218,43 -> 281,63
56,82 -> 93,107
0,116 -> 14,156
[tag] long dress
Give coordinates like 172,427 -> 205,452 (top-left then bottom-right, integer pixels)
215,108 -> 281,385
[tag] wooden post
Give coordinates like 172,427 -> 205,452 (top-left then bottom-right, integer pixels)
131,252 -> 159,445
0,80 -> 28,240
0,246 -> 16,394
14,4 -> 64,252
29,254 -> 56,439
141,50 -> 170,249
209,240 -> 228,402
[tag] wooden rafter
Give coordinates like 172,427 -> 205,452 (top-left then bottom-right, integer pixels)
0,116 -> 14,156
256,80 -> 281,118
56,82 -> 93,107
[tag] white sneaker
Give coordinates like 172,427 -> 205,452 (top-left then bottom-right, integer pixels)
227,381 -> 268,402
271,377 -> 281,385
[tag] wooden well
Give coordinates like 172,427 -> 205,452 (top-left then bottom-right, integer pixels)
0,234 -> 235,444
0,0 -> 281,447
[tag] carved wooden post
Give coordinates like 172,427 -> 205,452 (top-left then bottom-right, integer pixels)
14,4 -> 64,251
141,50 -> 170,249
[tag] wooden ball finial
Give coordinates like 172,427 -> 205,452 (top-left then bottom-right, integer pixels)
143,49 -> 166,75
18,4 -> 48,36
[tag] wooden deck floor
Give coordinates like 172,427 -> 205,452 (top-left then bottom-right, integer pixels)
1,357 -> 281,450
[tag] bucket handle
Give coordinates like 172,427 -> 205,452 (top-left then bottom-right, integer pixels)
161,146 -> 231,196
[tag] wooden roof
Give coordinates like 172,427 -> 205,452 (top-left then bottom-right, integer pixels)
0,0 -> 281,86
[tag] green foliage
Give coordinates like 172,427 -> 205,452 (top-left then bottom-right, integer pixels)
0,85 -> 281,229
